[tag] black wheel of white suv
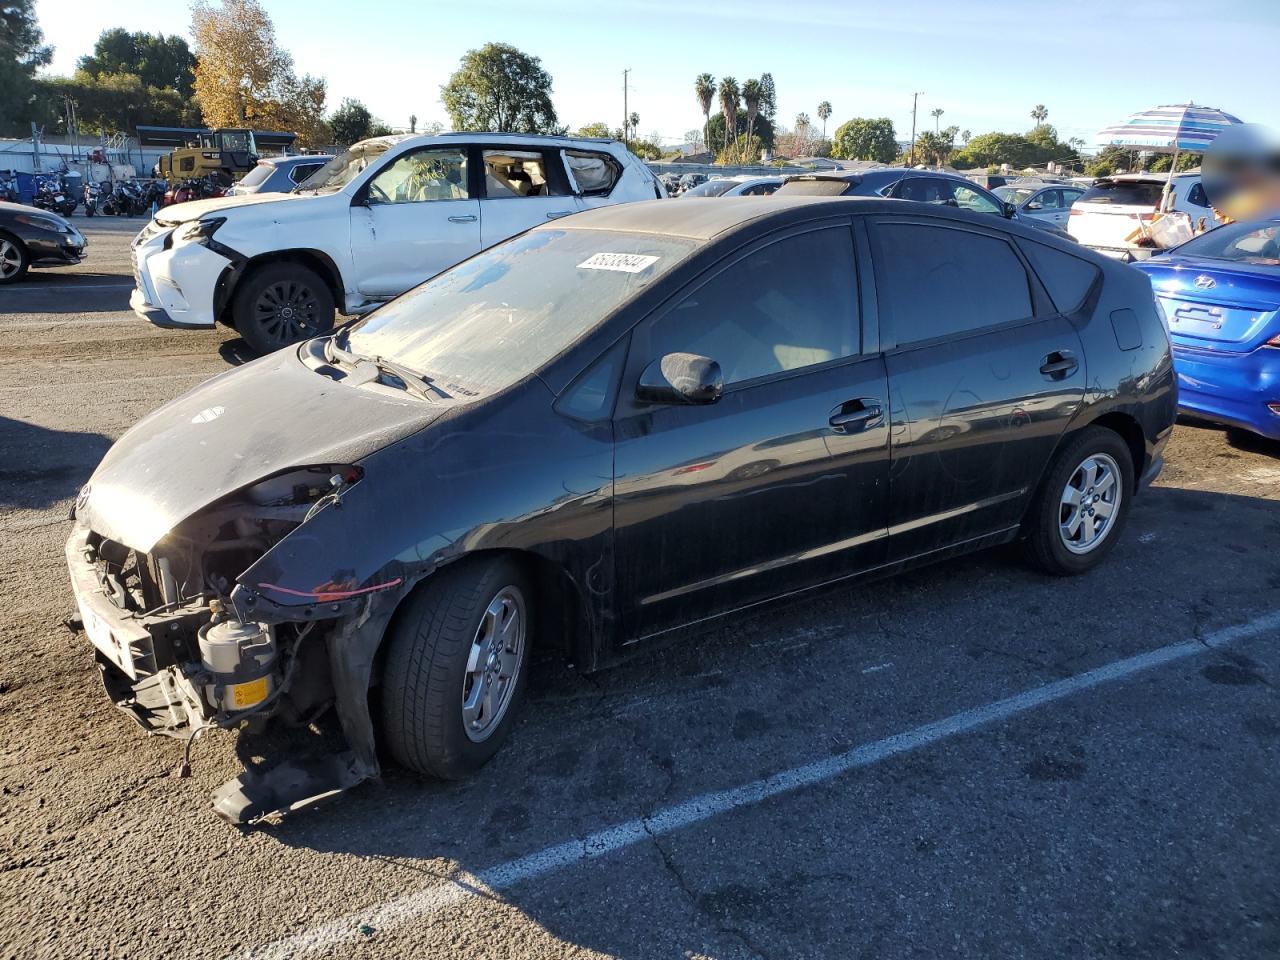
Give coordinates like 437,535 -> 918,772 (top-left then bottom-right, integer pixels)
1022,426 -> 1134,576
379,557 -> 532,779
233,262 -> 335,354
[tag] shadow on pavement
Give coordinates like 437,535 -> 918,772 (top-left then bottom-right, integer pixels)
0,415 -> 111,509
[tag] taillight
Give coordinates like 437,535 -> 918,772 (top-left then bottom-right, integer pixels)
1265,334 -> 1280,349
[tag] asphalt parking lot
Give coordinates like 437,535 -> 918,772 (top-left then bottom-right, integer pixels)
2,219 -> 1279,960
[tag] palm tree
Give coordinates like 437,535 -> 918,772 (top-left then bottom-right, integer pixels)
695,74 -> 715,152
719,76 -> 740,153
742,78 -> 762,159
1031,104 -> 1048,128
931,107 -> 944,133
629,111 -> 640,142
817,100 -> 832,140
795,112 -> 811,154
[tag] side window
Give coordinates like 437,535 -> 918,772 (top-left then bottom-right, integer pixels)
564,150 -> 622,196
367,148 -> 468,203
897,177 -> 954,204
647,226 -> 859,386
556,337 -> 629,421
1186,182 -> 1210,208
1020,240 -> 1101,314
1063,189 -> 1084,206
1036,190 -> 1063,210
289,163 -> 323,184
953,183 -> 1003,215
877,223 -> 1032,344
482,149 -> 570,198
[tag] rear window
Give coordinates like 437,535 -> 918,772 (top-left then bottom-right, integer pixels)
1020,241 -> 1101,314
1170,221 -> 1280,264
775,178 -> 851,197
878,223 -> 1032,344
682,179 -> 738,197
565,150 -> 620,196
1078,181 -> 1165,207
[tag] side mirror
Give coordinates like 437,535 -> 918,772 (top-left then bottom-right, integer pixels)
636,352 -> 723,405
1025,201 -> 1043,211
1003,201 -> 1018,219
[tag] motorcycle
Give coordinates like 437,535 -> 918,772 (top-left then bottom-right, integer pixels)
165,175 -> 226,206
0,171 -> 19,203
83,181 -> 101,217
33,174 -> 78,217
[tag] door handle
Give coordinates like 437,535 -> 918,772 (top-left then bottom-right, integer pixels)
545,210 -> 574,219
1039,351 -> 1078,379
448,214 -> 477,223
829,398 -> 883,433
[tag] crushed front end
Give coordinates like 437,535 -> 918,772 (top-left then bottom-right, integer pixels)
65,465 -> 382,824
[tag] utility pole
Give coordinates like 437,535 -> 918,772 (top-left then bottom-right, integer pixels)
908,91 -> 923,167
622,68 -> 631,147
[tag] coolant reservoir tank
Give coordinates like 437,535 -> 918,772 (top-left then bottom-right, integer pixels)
197,620 -> 278,712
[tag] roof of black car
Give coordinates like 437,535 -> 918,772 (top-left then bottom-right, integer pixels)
553,196 -> 896,241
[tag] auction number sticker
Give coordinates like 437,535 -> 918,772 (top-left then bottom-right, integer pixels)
577,252 -> 660,273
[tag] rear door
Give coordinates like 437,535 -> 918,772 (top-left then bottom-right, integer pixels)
1068,179 -> 1164,250
476,146 -> 581,248
613,221 -> 890,640
349,145 -> 479,299
868,216 -> 1086,559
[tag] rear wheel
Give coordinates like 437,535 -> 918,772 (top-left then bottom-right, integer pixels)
379,558 -> 532,779
233,262 -> 335,355
0,233 -> 29,284
1022,426 -> 1134,575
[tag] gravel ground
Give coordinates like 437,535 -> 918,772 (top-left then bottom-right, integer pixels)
1,220 -> 1278,960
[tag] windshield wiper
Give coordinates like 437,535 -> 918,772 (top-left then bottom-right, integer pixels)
323,337 -> 451,400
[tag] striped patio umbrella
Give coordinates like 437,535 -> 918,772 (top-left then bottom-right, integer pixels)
1096,102 -> 1243,153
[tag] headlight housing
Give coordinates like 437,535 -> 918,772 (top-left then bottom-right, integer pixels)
14,214 -> 69,233
175,217 -> 226,245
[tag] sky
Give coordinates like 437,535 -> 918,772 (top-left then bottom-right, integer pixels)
37,0 -> 1280,150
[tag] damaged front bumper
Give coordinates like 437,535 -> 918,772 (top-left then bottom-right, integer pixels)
65,521 -> 396,825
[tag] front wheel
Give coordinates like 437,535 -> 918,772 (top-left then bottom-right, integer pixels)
1022,426 -> 1134,576
379,558 -> 532,779
232,262 -> 335,355
0,233 -> 29,284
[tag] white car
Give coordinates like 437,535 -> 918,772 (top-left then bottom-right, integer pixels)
680,174 -> 785,197
994,182 -> 1086,230
1067,172 -> 1219,260
131,133 -> 665,353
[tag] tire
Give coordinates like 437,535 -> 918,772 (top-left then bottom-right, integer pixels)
1022,426 -> 1134,576
233,262 -> 335,355
0,232 -> 29,284
379,558 -> 532,779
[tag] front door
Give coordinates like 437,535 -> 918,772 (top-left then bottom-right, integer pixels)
350,145 -> 479,300
869,217 -> 1085,559
476,147 -> 581,249
612,222 -> 890,641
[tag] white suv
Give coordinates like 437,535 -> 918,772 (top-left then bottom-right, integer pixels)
1067,172 -> 1219,260
131,133 -> 665,353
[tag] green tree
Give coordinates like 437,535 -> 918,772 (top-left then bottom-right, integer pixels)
718,76 -> 740,151
78,29 -> 195,97
694,73 -> 715,152
930,107 -> 944,133
831,117 -> 898,163
758,73 -> 776,121
0,0 -> 52,135
1030,103 -> 1048,127
441,42 -> 557,133
628,111 -> 639,142
1084,144 -> 1131,178
950,131 -> 1039,168
706,111 -> 775,152
743,78 -> 762,144
329,97 -> 373,145
961,129 -> 971,144
817,100 -> 832,139
575,121 -> 612,138
1148,151 -> 1201,173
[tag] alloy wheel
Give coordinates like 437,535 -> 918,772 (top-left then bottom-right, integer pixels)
1059,452 -> 1122,555
0,239 -> 22,280
253,279 -> 322,346
461,586 -> 526,742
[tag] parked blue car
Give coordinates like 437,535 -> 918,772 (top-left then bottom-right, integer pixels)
1135,219 -> 1280,441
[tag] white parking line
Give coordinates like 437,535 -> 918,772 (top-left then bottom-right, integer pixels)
233,610 -> 1280,960
7,282 -> 134,291
0,372 -> 207,392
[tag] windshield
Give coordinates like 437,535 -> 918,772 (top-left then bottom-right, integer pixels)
344,228 -> 697,395
238,162 -> 274,188
994,186 -> 1036,204
682,179 -> 737,197
296,141 -> 393,194
1169,220 -> 1280,264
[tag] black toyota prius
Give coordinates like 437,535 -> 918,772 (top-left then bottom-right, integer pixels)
66,197 -> 1176,822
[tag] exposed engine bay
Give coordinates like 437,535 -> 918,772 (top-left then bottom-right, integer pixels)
66,464 -> 382,824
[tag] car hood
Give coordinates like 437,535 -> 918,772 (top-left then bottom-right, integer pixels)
156,191 -> 313,224
78,346 -> 446,552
